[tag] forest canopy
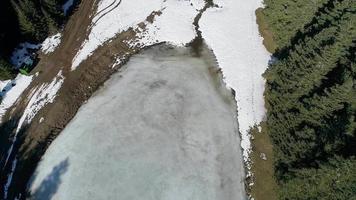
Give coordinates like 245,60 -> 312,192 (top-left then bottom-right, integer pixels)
0,0 -> 73,80
263,0 -> 356,199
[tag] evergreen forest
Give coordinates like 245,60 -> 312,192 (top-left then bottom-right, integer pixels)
0,0 -> 72,80
263,0 -> 356,199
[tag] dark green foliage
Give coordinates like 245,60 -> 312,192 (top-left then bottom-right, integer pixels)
263,0 -> 356,199
11,0 -> 64,41
0,58 -> 16,80
262,0 -> 328,48
0,0 -> 71,80
279,157 -> 356,200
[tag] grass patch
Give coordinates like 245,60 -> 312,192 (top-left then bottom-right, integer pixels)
255,8 -> 277,53
250,122 -> 278,200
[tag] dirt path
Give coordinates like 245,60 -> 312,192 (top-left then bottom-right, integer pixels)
0,0 -> 148,198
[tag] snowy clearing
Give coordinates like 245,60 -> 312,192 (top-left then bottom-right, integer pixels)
41,33 -> 62,54
200,0 -> 270,169
0,74 -> 33,123
71,0 -> 204,70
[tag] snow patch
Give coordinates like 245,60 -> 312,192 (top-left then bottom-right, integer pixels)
3,158 -> 17,200
131,0 -> 199,48
62,0 -> 74,15
17,70 -> 64,129
3,71 -> 64,174
200,0 -> 270,170
72,0 -> 203,70
41,33 -> 62,54
10,43 -> 40,68
0,74 -> 33,123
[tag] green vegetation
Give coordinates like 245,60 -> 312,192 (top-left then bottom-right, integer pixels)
11,0 -> 64,41
280,157 -> 356,200
0,0 -> 75,80
260,0 -> 356,199
0,58 -> 16,80
250,123 -> 278,200
256,8 -> 277,53
262,0 -> 328,49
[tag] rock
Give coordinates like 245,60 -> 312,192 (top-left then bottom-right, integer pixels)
260,153 -> 267,160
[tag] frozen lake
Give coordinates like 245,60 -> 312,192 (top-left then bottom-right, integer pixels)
28,45 -> 246,200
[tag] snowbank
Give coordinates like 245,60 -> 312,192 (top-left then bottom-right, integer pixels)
0,74 -> 33,123
132,0 -> 204,47
72,0 -> 204,70
200,0 -> 270,167
41,33 -> 62,54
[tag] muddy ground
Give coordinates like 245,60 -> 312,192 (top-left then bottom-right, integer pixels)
0,0 -> 164,198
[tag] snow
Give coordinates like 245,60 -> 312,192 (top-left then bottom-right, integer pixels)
62,0 -> 74,16
0,74 -> 33,123
130,0 -> 201,48
71,0 -> 204,70
3,71 -> 64,177
29,45 -> 246,200
17,70 -> 64,130
10,43 -> 40,68
199,0 -> 270,168
0,80 -> 12,94
41,33 -> 62,54
3,158 -> 17,200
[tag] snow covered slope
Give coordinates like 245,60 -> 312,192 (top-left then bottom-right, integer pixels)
200,0 -> 270,167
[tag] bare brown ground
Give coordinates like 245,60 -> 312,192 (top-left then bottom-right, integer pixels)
249,123 -> 278,200
0,0 -> 161,198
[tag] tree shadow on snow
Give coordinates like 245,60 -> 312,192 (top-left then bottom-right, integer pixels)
28,158 -> 69,200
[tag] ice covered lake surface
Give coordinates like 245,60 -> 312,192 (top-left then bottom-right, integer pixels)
28,45 -> 246,200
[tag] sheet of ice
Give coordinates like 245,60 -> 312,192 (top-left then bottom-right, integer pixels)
10,43 -> 40,68
62,0 -> 74,15
29,45 -> 246,200
41,33 -> 62,54
71,0 -> 204,70
0,74 -> 33,123
199,0 -> 270,167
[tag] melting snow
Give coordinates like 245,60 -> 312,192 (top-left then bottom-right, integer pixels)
200,0 -> 270,169
0,74 -> 33,123
62,0 -> 74,16
41,33 -> 62,54
3,158 -> 17,200
17,70 -> 64,129
3,71 -> 64,175
71,0 -> 204,70
10,43 -> 40,68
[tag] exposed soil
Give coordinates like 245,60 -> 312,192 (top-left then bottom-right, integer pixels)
255,8 -> 277,53
0,0 -> 162,199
